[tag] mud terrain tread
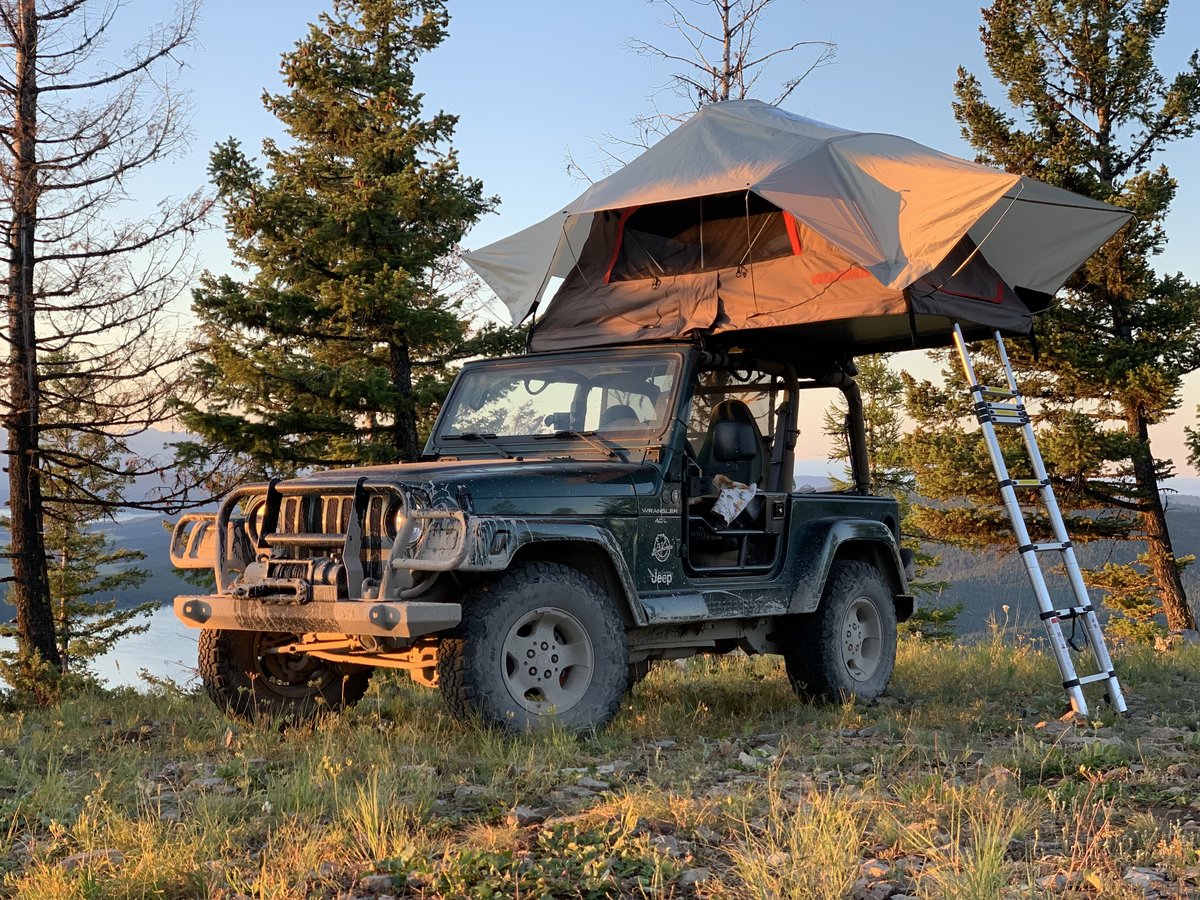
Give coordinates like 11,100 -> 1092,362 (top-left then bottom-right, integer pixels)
437,631 -> 476,724
198,628 -> 247,717
783,559 -> 897,703
198,629 -> 371,723
438,561 -> 627,732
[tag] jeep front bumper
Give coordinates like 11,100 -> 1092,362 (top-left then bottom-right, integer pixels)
168,477 -> 508,639
175,595 -> 462,638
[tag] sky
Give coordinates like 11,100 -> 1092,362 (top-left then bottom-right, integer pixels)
128,0 -> 1200,481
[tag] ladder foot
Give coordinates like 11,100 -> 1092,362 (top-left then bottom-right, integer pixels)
1103,691 -> 1130,716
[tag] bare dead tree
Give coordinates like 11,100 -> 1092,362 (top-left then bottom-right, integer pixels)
632,0 -> 835,108
0,0 -> 209,685
567,0 -> 835,180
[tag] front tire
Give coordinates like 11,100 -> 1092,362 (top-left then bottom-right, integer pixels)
783,560 -> 897,702
198,630 -> 371,722
438,562 -> 628,732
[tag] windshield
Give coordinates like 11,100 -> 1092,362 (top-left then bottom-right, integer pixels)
437,352 -> 682,445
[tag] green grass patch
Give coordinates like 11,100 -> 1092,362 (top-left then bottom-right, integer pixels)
4,639 -> 1200,897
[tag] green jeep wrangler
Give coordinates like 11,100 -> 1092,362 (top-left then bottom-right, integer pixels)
170,341 -> 914,731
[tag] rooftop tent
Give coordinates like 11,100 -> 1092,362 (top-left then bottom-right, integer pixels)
464,100 -> 1132,354
532,189 -> 1037,353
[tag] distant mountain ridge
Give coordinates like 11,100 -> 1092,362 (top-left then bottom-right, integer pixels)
0,514 -> 199,614
0,426 -> 193,507
926,504 -> 1200,637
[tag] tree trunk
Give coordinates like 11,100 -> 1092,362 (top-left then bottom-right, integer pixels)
719,1 -> 731,102
5,0 -> 61,671
1127,403 -> 1196,631
56,544 -> 70,672
389,338 -> 419,461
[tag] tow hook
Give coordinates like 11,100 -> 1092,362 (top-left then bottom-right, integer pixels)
369,604 -> 402,631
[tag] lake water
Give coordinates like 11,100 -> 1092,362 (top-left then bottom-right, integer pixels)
1,604 -> 201,689
93,604 -> 201,688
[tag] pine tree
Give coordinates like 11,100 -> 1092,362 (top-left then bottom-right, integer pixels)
2,358 -> 152,686
906,0 -> 1200,633
899,355 -> 1191,641
41,523 -> 152,678
1189,410 -> 1200,472
822,355 -> 911,498
179,0 -> 520,474
41,362 -> 153,675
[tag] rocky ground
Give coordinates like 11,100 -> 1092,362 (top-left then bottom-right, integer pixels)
5,637 -> 1200,898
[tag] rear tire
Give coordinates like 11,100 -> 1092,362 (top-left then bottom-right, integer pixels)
438,562 -> 628,732
783,560 -> 897,702
199,630 -> 371,723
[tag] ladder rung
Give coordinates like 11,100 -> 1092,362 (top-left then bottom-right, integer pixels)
999,478 -> 1048,490
970,384 -> 1017,400
1018,541 -> 1071,554
1065,672 -> 1116,688
1040,605 -> 1094,622
975,402 -> 1030,425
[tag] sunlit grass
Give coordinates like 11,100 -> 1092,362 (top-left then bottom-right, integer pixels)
894,784 -> 1035,900
4,638 -> 1200,896
721,775 -> 868,899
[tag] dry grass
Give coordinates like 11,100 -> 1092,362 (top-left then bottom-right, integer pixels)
3,637 -> 1200,897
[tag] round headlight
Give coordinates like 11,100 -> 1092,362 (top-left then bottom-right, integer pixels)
244,499 -> 266,542
390,494 -> 425,547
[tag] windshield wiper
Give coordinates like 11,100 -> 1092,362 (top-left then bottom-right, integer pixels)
534,430 -> 626,461
441,432 -> 514,459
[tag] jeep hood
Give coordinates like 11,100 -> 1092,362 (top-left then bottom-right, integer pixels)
294,457 -> 650,517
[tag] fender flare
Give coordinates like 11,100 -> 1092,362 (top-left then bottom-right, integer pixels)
501,521 -> 648,627
787,518 -> 910,616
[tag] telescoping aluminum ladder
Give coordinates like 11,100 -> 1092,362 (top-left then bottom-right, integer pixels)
951,324 -> 1127,717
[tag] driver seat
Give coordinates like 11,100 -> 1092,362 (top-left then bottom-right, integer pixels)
696,399 -> 766,487
689,399 -> 771,566
598,403 -> 640,429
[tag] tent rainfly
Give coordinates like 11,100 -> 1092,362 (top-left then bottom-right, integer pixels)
464,100 -> 1132,355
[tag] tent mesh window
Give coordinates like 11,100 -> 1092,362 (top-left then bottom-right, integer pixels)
608,192 -> 796,283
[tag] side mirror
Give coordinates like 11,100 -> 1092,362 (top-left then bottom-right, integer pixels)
712,420 -> 758,462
